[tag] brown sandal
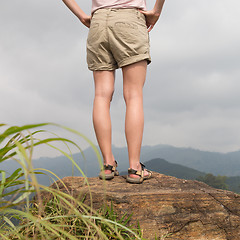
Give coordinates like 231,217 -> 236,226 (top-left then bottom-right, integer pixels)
99,160 -> 119,180
126,162 -> 152,184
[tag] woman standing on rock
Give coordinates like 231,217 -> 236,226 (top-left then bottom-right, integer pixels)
62,0 -> 165,183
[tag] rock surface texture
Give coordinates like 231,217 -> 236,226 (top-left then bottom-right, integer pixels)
51,172 -> 240,239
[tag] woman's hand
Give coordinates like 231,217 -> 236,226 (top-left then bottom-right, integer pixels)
62,0 -> 90,28
79,14 -> 91,28
139,9 -> 160,32
139,0 -> 165,32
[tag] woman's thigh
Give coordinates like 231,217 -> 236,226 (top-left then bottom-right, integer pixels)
122,61 -> 147,100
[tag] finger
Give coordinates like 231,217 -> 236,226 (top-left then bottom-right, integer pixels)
138,9 -> 146,14
139,9 -> 149,17
148,25 -> 154,32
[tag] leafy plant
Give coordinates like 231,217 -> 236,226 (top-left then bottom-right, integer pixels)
0,123 -> 142,239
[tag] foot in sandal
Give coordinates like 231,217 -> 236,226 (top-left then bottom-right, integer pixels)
99,160 -> 119,180
126,162 -> 152,184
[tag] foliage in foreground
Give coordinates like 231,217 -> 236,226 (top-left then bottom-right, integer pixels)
0,123 -> 143,239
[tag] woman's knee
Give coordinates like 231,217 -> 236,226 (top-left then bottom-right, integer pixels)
93,71 -> 115,101
123,88 -> 142,103
95,86 -> 115,102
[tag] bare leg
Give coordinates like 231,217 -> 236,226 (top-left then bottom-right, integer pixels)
122,61 -> 149,178
93,70 -> 116,174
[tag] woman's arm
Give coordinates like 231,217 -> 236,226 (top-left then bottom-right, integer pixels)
62,0 -> 91,28
140,0 -> 166,32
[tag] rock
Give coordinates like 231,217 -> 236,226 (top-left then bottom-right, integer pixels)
49,172 -> 240,239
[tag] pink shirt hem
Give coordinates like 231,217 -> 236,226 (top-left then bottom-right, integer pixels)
91,0 -> 147,14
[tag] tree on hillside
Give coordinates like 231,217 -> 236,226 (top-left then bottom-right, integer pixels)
196,173 -> 228,190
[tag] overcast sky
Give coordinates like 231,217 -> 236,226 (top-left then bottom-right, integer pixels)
1,0 -> 240,157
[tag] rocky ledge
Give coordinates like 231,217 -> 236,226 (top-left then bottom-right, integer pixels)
50,172 -> 240,239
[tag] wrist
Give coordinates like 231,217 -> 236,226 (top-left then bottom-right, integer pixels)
78,13 -> 86,22
76,9 -> 88,22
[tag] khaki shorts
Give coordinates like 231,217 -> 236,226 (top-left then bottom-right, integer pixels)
86,8 -> 151,71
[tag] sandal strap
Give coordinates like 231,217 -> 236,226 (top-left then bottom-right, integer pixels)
128,168 -> 141,176
128,162 -> 146,177
140,162 -> 145,169
103,160 -> 118,172
104,164 -> 114,171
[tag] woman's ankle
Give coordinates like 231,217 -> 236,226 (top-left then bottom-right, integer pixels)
129,161 -> 141,171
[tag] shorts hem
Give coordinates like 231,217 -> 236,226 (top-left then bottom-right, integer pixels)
118,54 -> 151,68
88,64 -> 118,71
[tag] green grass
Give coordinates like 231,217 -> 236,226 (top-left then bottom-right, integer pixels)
0,123 -> 143,239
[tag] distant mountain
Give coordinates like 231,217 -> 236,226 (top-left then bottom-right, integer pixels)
143,158 -> 206,180
140,145 -> 240,176
2,144 -> 240,186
